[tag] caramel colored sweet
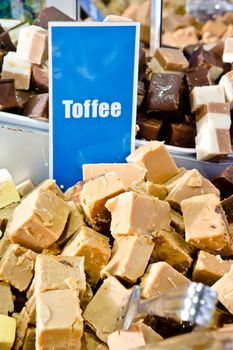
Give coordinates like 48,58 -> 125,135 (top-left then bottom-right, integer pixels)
212,266 -> 233,314
202,20 -> 227,38
22,327 -> 35,350
16,179 -> 34,198
0,314 -> 16,350
162,26 -> 198,49
155,48 -> 188,72
130,181 -> 168,200
62,226 -> 111,284
170,209 -> 185,236
106,191 -> 170,239
192,251 -> 233,286
81,332 -> 108,350
0,282 -> 14,315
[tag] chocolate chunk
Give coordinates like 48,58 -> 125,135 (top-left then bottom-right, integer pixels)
183,44 -> 201,60
164,122 -> 196,148
137,116 -> 163,141
16,91 -> 33,109
222,195 -> 233,223
146,73 -> 185,115
212,165 -> 233,199
186,66 -> 210,90
0,79 -> 19,110
0,49 -> 5,72
33,6 -> 74,30
23,93 -> 49,119
0,31 -> 16,52
31,64 -> 48,93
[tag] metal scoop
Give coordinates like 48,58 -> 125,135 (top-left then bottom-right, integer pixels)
120,282 -> 218,331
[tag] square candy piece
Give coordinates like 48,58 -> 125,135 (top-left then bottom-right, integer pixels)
190,85 -> 225,112
126,141 -> 178,184
212,266 -> 233,314
1,51 -> 31,90
212,165 -> 233,199
0,282 -> 14,315
219,70 -> 233,108
0,315 -> 16,350
223,37 -> 233,63
0,79 -> 19,110
181,194 -> 231,251
155,48 -> 189,72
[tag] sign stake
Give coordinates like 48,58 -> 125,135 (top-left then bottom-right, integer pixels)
150,0 -> 163,57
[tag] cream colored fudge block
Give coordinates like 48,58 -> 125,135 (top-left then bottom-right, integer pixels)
0,169 -> 20,209
80,172 -> 125,232
104,15 -> 132,22
223,37 -> 233,63
102,236 -> 154,283
130,181 -> 168,200
8,188 -> 70,252
126,141 -> 178,184
212,266 -> 233,314
16,179 -> 34,198
140,262 -> 190,299
0,282 -> 14,315
82,163 -> 146,189
164,167 -> 188,193
181,194 -> 231,252
219,70 -> 233,108
17,25 -> 48,64
192,251 -> 233,286
36,179 -> 65,200
62,226 -> 111,284
81,332 -> 108,350
106,191 -> 170,239
1,51 -> 31,90
83,276 -> 132,342
107,321 -> 162,350
0,244 -> 36,291
166,169 -> 220,209
34,254 -> 86,296
0,315 -> 16,350
36,289 -> 83,350
22,327 -> 35,350
152,229 -> 193,275
189,85 -> 225,112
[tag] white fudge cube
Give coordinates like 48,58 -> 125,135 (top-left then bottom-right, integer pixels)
219,71 -> 233,108
223,37 -> 233,63
190,85 -> 225,112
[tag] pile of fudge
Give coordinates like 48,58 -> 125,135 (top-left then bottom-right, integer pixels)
1,141 -> 233,350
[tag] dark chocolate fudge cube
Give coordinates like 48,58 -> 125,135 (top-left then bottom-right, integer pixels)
212,165 -> 233,199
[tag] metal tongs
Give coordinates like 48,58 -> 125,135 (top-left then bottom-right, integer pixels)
120,282 -> 218,331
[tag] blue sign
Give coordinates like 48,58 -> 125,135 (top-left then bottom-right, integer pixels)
49,23 -> 140,190
79,0 -> 104,21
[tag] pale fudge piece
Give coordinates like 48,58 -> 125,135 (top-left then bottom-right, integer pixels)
154,48 -> 188,72
152,229 -> 193,275
0,169 -> 20,210
82,163 -> 147,189
212,266 -> 233,314
16,179 -> 34,198
162,26 -> 198,49
190,85 -> 225,112
130,181 -> 168,201
140,262 -> 190,299
167,169 -> 220,210
219,70 -> 233,108
181,194 -> 231,251
16,25 -> 48,65
192,251 -> 233,286
202,20 -> 227,38
35,178 -> 65,199
195,102 -> 231,134
1,51 -> 31,90
106,191 -> 170,239
34,254 -> 86,296
0,244 -> 36,291
126,141 -> 178,184
22,327 -> 35,350
42,242 -> 61,256
104,15 -> 132,22
196,128 -> 232,161
0,282 -> 14,315
36,289 -> 83,350
81,172 -> 124,232
164,167 -> 188,193
81,332 -> 108,350
8,187 -> 70,252
79,283 -> 93,311
62,226 -> 111,284
107,321 -> 162,350
223,37 -> 233,63
0,315 -> 16,350
83,276 -> 132,342
102,236 -> 154,283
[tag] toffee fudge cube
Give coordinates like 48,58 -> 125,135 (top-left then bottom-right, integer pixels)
8,187 -> 70,252
126,141 -> 178,184
80,172 -> 125,232
36,289 -> 83,350
81,332 -> 108,350
0,282 -> 14,315
62,226 -> 111,284
0,168 -> 20,210
189,85 -> 225,112
223,37 -> 233,63
140,262 -> 190,299
16,25 -> 48,65
0,244 -> 36,291
102,236 -> 154,283
83,276 -> 132,342
130,181 -> 168,201
181,194 -> 231,251
1,51 -> 31,90
34,254 -> 86,296
212,266 -> 233,314
105,191 -> 170,239
154,47 -> 188,72
0,314 -> 16,350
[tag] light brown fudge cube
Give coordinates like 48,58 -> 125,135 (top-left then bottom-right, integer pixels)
83,276 -> 132,342
166,169 -> 220,209
212,266 -> 233,314
0,282 -> 14,315
106,191 -> 170,239
81,332 -> 108,350
16,179 -> 34,198
140,262 -> 190,299
170,209 -> 185,236
107,321 -> 162,350
102,236 -> 154,283
164,167 -> 188,193
130,181 -> 168,200
0,244 -> 36,291
62,226 -> 111,284
36,179 -> 65,199
155,47 -> 188,72
126,141 -> 178,184
36,289 -> 83,350
8,187 -> 70,252
34,254 -> 86,296
181,194 -> 231,251
152,229 -> 193,275
202,20 -> 227,38
82,163 -> 147,189
80,172 -> 125,232
22,327 -> 35,350
192,251 -> 233,286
